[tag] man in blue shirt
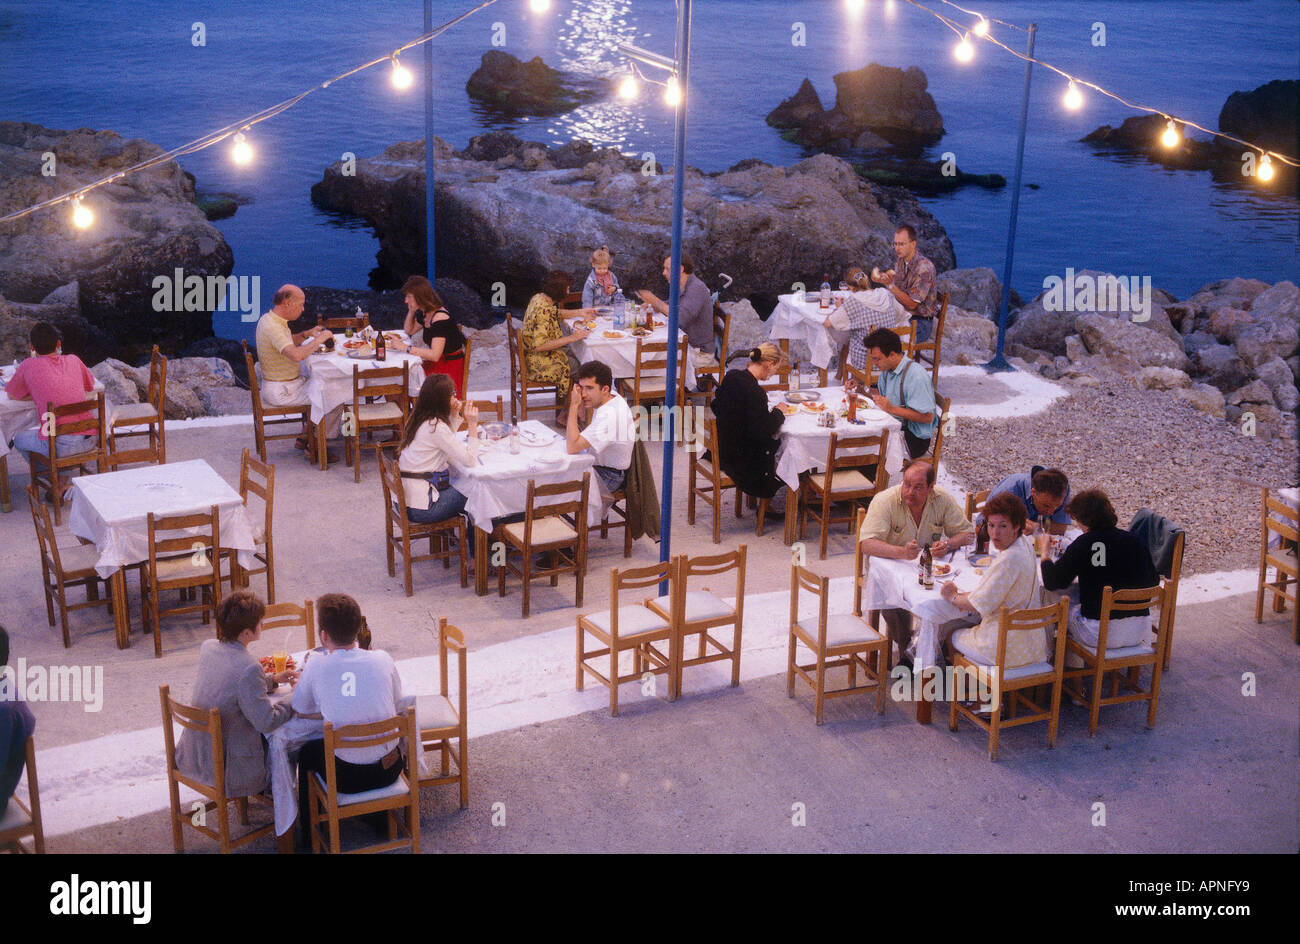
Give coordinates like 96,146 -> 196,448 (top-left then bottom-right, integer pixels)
865,327 -> 937,459
983,467 -> 1071,535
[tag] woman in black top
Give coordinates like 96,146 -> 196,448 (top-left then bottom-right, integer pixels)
1040,488 -> 1158,649
708,343 -> 788,501
390,275 -> 467,396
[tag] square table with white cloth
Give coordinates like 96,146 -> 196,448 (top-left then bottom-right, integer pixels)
449,419 -> 601,595
299,337 -> 422,426
768,292 -> 851,371
567,315 -> 698,391
767,386 -> 905,545
67,459 -> 258,649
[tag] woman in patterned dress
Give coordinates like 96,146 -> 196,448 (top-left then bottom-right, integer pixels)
522,271 -> 594,426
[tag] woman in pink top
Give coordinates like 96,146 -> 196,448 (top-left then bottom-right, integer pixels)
5,323 -> 96,461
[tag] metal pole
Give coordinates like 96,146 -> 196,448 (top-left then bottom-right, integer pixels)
985,22 -> 1036,372
424,0 -> 436,284
659,0 -> 692,579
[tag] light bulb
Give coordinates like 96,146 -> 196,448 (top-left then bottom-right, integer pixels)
617,73 -> 639,100
1062,81 -> 1083,111
885,0 -> 896,16
664,76 -> 682,107
954,33 -> 974,63
973,17 -> 990,37
1160,120 -> 1180,149
231,131 -> 253,165
70,197 -> 92,228
529,0 -> 551,12
390,58 -> 413,90
1257,154 -> 1275,182
845,0 -> 866,13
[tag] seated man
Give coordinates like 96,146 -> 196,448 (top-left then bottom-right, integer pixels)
5,322 -> 97,472
980,466 -> 1071,536
565,360 -> 634,502
636,253 -> 717,368
291,593 -> 413,842
0,626 -> 37,819
857,458 -> 975,664
254,284 -> 344,460
865,327 -> 938,459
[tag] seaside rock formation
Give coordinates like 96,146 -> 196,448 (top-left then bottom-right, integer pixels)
0,122 -> 234,362
768,64 -> 944,151
1081,115 -> 1215,170
935,267 -> 1021,318
311,133 -> 955,315
465,51 -> 609,116
92,355 -> 247,418
1216,79 -> 1299,160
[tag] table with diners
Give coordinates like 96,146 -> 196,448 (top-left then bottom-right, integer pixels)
566,313 -> 699,390
1,365 -> 105,512
768,292 -> 851,371
299,331 -> 423,433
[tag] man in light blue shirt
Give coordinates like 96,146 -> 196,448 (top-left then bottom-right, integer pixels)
982,467 -> 1071,535
865,327 -> 937,459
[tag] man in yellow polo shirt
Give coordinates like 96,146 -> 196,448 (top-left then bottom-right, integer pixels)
858,457 -> 975,664
255,284 -> 344,453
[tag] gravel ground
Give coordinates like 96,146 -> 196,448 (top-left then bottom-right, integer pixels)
942,381 -> 1299,575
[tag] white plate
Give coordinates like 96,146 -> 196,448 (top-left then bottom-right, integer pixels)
534,454 -> 565,466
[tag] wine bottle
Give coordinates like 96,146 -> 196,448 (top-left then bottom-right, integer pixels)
375,328 -> 386,362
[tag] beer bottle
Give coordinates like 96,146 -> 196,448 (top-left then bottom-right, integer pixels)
918,542 -> 931,586
375,327 -> 386,362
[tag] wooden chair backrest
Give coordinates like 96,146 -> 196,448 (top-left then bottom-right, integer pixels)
523,473 -> 590,542
351,362 -> 410,413
843,360 -> 872,389
242,342 -> 263,418
710,304 -> 731,363
852,507 -> 867,613
49,390 -> 106,442
438,618 -> 467,717
160,684 -> 226,792
931,394 -> 951,464
470,397 -> 504,422
147,505 -> 221,579
790,564 -> 831,648
148,345 -> 168,408
378,452 -> 407,520
629,336 -> 688,405
604,559 -> 674,640
1262,488 -> 1299,546
823,429 -> 888,478
318,312 -> 369,332
239,448 -> 274,536
560,291 -> 583,311
964,489 -> 991,522
679,544 -> 746,601
697,419 -> 726,481
320,709 -> 417,794
1096,584 -> 1165,651
26,485 -> 60,573
891,322 -> 916,355
262,600 -> 316,650
991,597 -> 1069,671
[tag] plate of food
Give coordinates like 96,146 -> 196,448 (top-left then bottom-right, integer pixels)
259,654 -> 297,674
630,328 -> 650,337
800,401 -> 829,414
346,349 -> 376,360
777,402 -> 799,416
785,390 -> 822,404
933,562 -> 953,577
602,330 -> 626,339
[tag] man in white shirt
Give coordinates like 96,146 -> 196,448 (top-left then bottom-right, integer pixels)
566,360 -> 635,500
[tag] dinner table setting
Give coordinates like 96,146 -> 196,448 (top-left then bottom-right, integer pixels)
565,305 -> 699,390
299,325 -> 423,427
768,289 -> 854,371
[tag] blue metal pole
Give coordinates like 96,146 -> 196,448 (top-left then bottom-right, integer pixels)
659,0 -> 692,578
424,0 -> 436,284
985,22 -> 1036,372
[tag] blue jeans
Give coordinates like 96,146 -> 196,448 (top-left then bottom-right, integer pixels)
911,316 -> 934,344
399,485 -> 473,551
12,428 -> 94,461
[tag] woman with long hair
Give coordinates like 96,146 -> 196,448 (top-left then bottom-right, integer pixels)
396,374 -> 479,526
389,275 -> 468,396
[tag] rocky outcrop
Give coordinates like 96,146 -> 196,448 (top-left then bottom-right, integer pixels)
311,133 -> 955,316
465,51 -> 609,117
0,122 -> 234,363
92,355 -> 248,419
1217,79 -> 1299,159
935,267 -> 1021,318
1082,115 -> 1215,170
768,64 -> 943,151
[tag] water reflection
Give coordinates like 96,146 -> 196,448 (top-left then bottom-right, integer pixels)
550,0 -> 644,151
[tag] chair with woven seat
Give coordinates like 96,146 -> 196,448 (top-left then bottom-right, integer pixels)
964,489 -> 991,524
688,419 -> 743,544
28,391 -> 107,526
912,291 -> 948,389
143,505 -> 223,658
242,341 -> 310,463
799,430 -> 889,560
949,597 -> 1070,761
0,736 -> 44,853
378,453 -> 467,596
646,546 -> 746,701
318,311 -> 369,333
222,449 -> 277,603
416,618 -> 468,808
577,558 -> 676,715
108,344 -> 166,468
930,394 -> 952,467
618,336 -> 689,412
346,361 -> 410,483
788,563 -> 890,724
1257,487 -> 1299,644
507,317 -> 560,423
495,473 -> 590,618
687,304 -> 731,405
307,707 -> 421,854
1062,583 -> 1170,736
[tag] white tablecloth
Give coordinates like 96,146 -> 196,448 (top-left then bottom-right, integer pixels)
1,366 -> 105,459
567,316 -> 699,392
768,293 -> 849,370
67,459 -> 258,578
450,420 -> 602,530
860,553 -> 984,672
769,386 -> 905,492
300,341 -> 422,425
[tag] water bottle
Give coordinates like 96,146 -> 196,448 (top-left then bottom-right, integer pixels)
820,274 -> 831,310
613,290 -> 625,329
509,424 -> 521,454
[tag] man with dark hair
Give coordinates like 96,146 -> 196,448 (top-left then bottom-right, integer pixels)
865,328 -> 938,459
872,225 -> 939,343
0,626 -> 37,818
254,283 -> 342,457
566,360 -> 634,500
5,322 -> 97,468
636,254 -> 716,367
981,466 -> 1071,535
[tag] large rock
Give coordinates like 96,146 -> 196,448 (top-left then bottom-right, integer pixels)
0,122 -> 233,361
1249,280 -> 1300,328
90,360 -> 141,407
766,79 -> 826,130
1194,344 -> 1252,392
1170,277 -> 1271,333
1234,319 -> 1299,368
311,135 -> 956,315
1007,269 -> 1180,357
1081,115 -> 1215,169
936,267 -> 1016,318
940,305 -> 996,363
1075,312 -> 1191,371
196,386 -> 251,416
1172,382 -> 1226,419
1137,366 -> 1192,391
768,64 -> 944,151
1255,356 -> 1300,412
1227,379 -> 1275,407
1208,306 -> 1254,341
167,356 -> 238,391
465,51 -> 608,117
1217,80 -> 1299,158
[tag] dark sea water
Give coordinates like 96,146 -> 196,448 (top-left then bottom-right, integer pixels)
1,0 -> 1296,346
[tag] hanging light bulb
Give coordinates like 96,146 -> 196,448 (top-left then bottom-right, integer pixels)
70,193 -> 92,227
664,75 -> 682,107
885,0 -> 896,16
1160,119 -> 1180,149
529,0 -> 551,12
390,56 -> 413,90
953,33 -> 975,63
617,72 -> 639,100
1062,81 -> 1083,111
1257,153 -> 1275,182
845,0 -> 866,13
231,131 -> 253,165
973,17 -> 990,37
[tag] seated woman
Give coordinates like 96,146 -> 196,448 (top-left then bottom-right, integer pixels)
396,374 -> 480,530
823,267 -> 908,372
522,271 -> 594,426
175,592 -> 297,798
708,343 -> 788,506
582,246 -> 621,309
1040,488 -> 1158,650
938,492 -> 1046,668
390,275 -> 468,397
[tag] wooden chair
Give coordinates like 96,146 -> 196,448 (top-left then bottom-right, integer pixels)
930,394 -> 952,467
462,335 -> 473,390
0,453 -> 10,513
378,453 -> 467,597
318,311 -> 369,332
223,449 -> 277,603
1257,488 -> 1299,644
307,707 -> 421,854
688,304 -> 731,403
912,291 -> 948,389
757,339 -> 794,393
892,322 -> 917,355
507,317 -> 560,423
617,336 -> 689,412
577,559 -> 675,715
0,736 -> 44,853
346,361 -> 410,483
787,564 -> 889,724
242,341 -> 310,463
688,419 -> 742,544
494,473 -> 590,618
260,599 -> 316,650
561,291 -> 584,311
27,485 -> 124,648
1062,584 -> 1169,736
799,430 -> 889,560
1138,518 -> 1185,670
646,547 -> 746,701
27,391 -> 107,526
417,618 -> 468,808
964,489 -> 991,524
108,344 -> 166,467
949,598 -> 1070,760
469,396 -> 504,422
159,684 -> 274,853
143,505 -> 223,658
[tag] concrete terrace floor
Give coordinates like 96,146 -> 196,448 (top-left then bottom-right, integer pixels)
2,368 -> 1297,854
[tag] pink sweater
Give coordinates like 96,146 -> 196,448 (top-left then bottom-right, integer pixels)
6,354 -> 95,440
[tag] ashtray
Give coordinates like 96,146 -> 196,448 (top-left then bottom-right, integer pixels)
785,390 -> 822,404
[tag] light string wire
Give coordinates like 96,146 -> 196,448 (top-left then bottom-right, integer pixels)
902,0 -> 1298,167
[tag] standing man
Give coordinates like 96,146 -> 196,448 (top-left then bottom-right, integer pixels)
636,253 -> 717,369
873,224 -> 939,343
254,284 -> 343,459
565,360 -> 635,502
865,328 -> 938,460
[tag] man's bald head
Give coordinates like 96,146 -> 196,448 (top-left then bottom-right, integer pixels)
272,284 -> 305,320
